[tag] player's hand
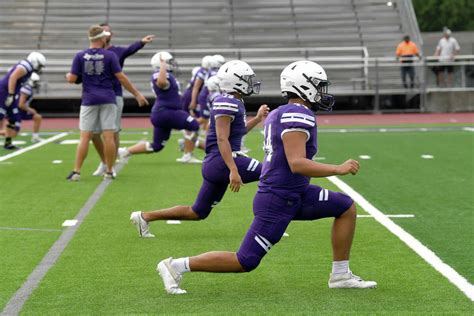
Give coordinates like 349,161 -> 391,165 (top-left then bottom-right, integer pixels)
5,94 -> 15,107
189,101 -> 196,111
141,35 -> 155,44
229,169 -> 244,193
256,104 -> 270,122
337,159 -> 360,175
136,94 -> 149,107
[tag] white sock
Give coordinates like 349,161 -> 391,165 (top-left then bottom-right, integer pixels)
171,257 -> 190,274
32,133 -> 39,138
332,260 -> 349,275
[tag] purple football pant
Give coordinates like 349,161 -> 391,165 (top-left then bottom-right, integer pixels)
181,88 -> 192,111
236,185 -> 354,272
149,109 -> 199,152
0,93 -> 22,131
191,154 -> 262,219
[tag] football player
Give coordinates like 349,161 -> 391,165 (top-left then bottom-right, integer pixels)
17,73 -> 44,143
118,52 -> 201,163
65,25 -> 148,181
130,60 -> 269,238
91,23 -> 154,177
156,61 -> 377,294
0,52 -> 46,149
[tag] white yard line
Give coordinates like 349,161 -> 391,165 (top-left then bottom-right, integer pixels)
328,176 -> 474,301
357,214 -> 415,218
0,133 -> 68,162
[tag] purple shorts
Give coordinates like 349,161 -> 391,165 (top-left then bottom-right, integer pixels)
20,109 -> 33,120
149,109 -> 199,152
236,185 -> 353,271
191,153 -> 262,219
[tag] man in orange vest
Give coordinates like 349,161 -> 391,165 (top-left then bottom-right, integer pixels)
396,35 -> 420,88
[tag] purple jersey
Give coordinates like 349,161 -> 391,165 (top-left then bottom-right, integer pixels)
70,48 -> 122,105
205,93 -> 247,155
197,68 -> 218,106
259,103 -> 317,193
151,71 -> 181,111
0,60 -> 34,95
108,41 -> 144,96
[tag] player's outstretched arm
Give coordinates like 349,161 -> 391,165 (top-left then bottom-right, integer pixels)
246,104 -> 269,132
115,72 -> 148,107
190,78 -> 204,112
282,131 -> 360,177
17,93 -> 29,111
156,59 -> 169,89
216,116 -> 243,192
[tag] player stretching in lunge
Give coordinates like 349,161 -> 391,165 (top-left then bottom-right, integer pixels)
91,24 -> 154,177
130,60 -> 269,238
0,52 -> 46,149
18,73 -> 44,142
118,52 -> 201,163
156,61 -> 376,294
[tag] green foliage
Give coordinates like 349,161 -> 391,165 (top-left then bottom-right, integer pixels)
413,0 -> 474,31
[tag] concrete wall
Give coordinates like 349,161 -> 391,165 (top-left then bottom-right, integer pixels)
426,90 -> 474,112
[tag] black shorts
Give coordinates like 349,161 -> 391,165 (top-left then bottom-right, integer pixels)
438,65 -> 454,73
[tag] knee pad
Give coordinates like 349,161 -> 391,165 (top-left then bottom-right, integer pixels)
7,120 -> 20,132
237,253 -> 262,272
146,141 -> 164,153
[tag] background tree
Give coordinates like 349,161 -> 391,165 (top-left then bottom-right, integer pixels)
413,0 -> 474,32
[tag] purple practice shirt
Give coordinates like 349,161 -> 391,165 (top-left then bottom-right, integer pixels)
70,48 -> 122,106
0,60 -> 34,95
107,41 -> 144,96
205,93 -> 247,155
259,103 -> 318,194
151,70 -> 182,111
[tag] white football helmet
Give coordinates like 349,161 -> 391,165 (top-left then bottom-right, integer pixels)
280,60 -> 335,111
27,72 -> 41,88
209,56 -> 221,69
205,75 -> 220,92
217,60 -> 260,96
201,55 -> 213,69
151,51 -> 177,71
27,52 -> 46,72
212,54 -> 226,67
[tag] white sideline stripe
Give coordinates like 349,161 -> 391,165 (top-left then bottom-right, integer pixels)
0,132 -> 68,162
166,220 -> 181,225
357,214 -> 415,218
328,176 -> 474,301
463,127 -> 474,132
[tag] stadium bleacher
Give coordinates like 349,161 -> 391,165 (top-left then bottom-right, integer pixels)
0,0 -> 421,102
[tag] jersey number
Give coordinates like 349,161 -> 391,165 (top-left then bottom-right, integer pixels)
263,124 -> 273,162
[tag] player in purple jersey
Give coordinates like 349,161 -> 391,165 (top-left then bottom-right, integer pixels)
91,23 -> 154,177
156,61 -> 376,294
65,25 -> 148,181
130,60 -> 269,238
0,52 -> 46,149
188,55 -> 213,116
118,51 -> 201,163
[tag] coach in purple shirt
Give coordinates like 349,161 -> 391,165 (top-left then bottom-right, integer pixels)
65,25 -> 148,181
91,24 -> 155,177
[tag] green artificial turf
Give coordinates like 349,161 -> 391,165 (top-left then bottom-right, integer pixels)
1,129 -> 473,314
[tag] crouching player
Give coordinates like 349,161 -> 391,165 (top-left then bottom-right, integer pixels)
130,60 -> 269,238
0,52 -> 46,149
156,61 -> 377,294
119,52 -> 201,163
18,73 -> 44,142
